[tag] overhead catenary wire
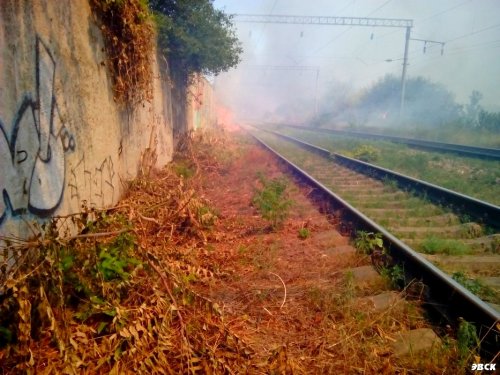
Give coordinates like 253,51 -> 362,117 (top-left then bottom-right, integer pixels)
351,0 -> 474,61
418,0 -> 472,23
410,39 -> 500,65
296,0 -> 400,62
366,0 -> 393,16
445,22 -> 500,43
252,0 -> 279,46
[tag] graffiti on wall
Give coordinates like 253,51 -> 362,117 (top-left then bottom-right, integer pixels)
68,154 -> 115,208
0,37 -> 75,225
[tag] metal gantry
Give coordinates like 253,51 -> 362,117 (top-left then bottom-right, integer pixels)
234,14 -> 414,117
235,14 -> 413,28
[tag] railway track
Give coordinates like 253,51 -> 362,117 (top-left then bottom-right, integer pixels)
249,127 -> 500,359
280,124 -> 500,160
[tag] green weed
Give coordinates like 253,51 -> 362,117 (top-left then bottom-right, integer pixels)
298,227 -> 310,239
452,271 -> 497,303
354,231 -> 384,255
174,160 -> 195,178
197,204 -> 218,228
97,233 -> 140,281
380,264 -> 405,288
382,177 -> 399,191
457,319 -> 479,362
252,173 -> 293,229
420,236 -> 470,255
350,145 -> 381,162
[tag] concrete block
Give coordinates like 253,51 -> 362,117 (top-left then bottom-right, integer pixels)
349,265 -> 381,284
393,328 -> 441,357
356,291 -> 400,311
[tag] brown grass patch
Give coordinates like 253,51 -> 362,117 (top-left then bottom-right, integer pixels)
0,127 -> 467,374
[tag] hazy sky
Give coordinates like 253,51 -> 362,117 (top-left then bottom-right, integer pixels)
213,0 -> 500,121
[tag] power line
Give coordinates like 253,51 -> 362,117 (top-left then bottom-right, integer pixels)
353,0 -> 473,55
408,39 -> 500,66
309,0 -> 372,53
253,0 -> 279,46
446,22 -> 500,43
239,64 -> 319,72
367,0 -> 393,16
435,40 -> 500,55
418,0 -> 472,23
335,0 -> 356,15
352,0 -> 474,59
307,0 -> 397,57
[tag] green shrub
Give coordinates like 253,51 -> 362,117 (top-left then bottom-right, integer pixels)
298,227 -> 310,239
457,319 -> 479,361
174,160 -> 195,178
452,271 -> 496,302
380,264 -> 405,288
351,145 -> 381,163
97,233 -> 140,281
421,237 -> 470,255
252,173 -> 293,229
354,231 -> 384,255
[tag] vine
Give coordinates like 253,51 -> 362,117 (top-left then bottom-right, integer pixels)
89,0 -> 154,107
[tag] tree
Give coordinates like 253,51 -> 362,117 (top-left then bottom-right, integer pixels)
355,75 -> 461,127
464,90 -> 483,127
477,109 -> 500,131
150,0 -> 242,84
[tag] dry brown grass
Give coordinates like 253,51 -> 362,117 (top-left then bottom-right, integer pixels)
0,128 -> 468,374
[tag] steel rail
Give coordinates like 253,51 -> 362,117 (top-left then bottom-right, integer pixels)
268,129 -> 500,229
250,129 -> 500,358
282,124 -> 500,160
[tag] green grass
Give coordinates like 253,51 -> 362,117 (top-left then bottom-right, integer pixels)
380,264 -> 405,288
420,236 -> 471,255
281,128 -> 500,205
457,319 -> 479,363
452,271 -> 498,304
252,172 -> 293,230
173,160 -> 195,178
354,231 -> 384,255
298,227 -> 310,239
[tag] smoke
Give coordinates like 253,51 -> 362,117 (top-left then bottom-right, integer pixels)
213,0 -> 500,125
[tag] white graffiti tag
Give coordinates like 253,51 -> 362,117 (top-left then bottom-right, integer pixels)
0,37 -> 75,224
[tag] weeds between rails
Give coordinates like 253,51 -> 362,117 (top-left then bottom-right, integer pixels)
278,127 -> 500,206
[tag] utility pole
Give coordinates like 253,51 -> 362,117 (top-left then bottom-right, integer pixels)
400,26 -> 411,118
234,14 -> 414,119
400,37 -> 445,117
314,69 -> 319,119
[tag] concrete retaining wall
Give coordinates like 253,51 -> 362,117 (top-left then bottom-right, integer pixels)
0,0 -> 176,244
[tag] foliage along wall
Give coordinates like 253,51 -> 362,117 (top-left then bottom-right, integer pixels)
0,0 -> 176,248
